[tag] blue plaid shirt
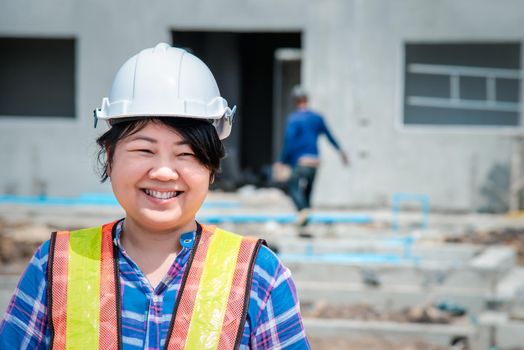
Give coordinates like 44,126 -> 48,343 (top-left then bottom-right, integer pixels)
0,222 -> 310,349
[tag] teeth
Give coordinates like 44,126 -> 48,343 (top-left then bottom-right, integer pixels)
144,189 -> 179,199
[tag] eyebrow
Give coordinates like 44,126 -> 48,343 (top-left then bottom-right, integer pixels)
127,135 -> 157,143
127,135 -> 190,146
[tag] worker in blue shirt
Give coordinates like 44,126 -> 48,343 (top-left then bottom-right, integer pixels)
278,85 -> 348,224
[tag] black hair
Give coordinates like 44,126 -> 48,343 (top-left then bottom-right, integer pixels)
96,117 -> 225,183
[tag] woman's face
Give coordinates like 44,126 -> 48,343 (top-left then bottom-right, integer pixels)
109,122 -> 211,233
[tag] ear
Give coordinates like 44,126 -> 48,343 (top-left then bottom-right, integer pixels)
209,174 -> 215,184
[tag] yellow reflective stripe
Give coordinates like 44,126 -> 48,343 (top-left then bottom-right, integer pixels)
184,229 -> 242,350
66,227 -> 102,349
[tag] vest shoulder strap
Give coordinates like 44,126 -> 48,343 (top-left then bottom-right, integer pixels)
165,224 -> 263,350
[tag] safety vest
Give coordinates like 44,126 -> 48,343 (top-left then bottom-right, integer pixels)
46,220 -> 263,350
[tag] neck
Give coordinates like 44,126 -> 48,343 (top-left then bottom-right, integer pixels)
121,219 -> 196,255
297,102 -> 308,110
120,219 -> 197,288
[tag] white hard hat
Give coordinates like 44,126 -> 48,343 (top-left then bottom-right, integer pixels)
94,42 -> 235,139
291,85 -> 307,100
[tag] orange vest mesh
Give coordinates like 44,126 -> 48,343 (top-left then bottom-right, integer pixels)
49,230 -> 70,350
98,223 -> 120,350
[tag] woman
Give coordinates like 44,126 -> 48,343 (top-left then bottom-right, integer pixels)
0,43 -> 310,350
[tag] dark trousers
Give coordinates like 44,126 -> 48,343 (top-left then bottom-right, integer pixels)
288,165 -> 317,210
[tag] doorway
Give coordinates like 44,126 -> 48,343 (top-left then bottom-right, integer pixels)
171,30 -> 301,187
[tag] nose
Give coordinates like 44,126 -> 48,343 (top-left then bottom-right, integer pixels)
149,160 -> 180,182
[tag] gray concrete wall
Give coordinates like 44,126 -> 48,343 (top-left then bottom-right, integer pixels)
1,0 -> 523,211
0,0 -> 306,197
306,0 -> 523,210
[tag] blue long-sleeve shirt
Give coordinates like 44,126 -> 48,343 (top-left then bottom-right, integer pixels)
280,108 -> 341,166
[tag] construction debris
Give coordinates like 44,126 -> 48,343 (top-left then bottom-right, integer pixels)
446,227 -> 524,265
0,219 -> 47,274
302,301 -> 466,324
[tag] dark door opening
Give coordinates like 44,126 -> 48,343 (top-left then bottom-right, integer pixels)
171,30 -> 301,188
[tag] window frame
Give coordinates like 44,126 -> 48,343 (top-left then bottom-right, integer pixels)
397,41 -> 524,135
0,37 -> 77,119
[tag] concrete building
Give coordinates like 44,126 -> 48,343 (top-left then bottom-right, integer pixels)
0,0 -> 522,211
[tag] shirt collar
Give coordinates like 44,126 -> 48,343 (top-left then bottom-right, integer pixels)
113,220 -> 196,249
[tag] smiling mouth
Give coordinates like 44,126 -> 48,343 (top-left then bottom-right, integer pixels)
143,189 -> 182,200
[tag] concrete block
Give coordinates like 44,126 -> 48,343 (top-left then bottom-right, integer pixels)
296,281 -> 488,314
469,246 -> 516,272
494,320 -> 524,349
303,318 -> 489,349
495,267 -> 524,302
277,238 -> 481,262
286,258 -> 501,292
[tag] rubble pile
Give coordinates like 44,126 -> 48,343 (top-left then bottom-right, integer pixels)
0,218 -> 48,274
302,301 -> 466,324
446,227 -> 524,264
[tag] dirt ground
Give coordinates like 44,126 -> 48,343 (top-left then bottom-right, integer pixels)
0,218 -> 45,274
301,301 -> 466,324
445,227 -> 524,264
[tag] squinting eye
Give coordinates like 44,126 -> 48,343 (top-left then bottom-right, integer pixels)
132,149 -> 153,154
179,152 -> 195,157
